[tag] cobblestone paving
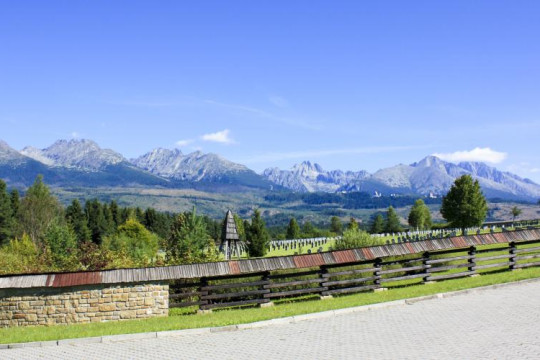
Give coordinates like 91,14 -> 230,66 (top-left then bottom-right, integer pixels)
4,281 -> 540,359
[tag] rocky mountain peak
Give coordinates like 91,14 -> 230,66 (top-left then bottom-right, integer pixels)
20,146 -> 56,166
292,161 -> 324,175
0,140 -> 17,154
21,138 -> 125,171
263,161 -> 370,193
0,140 -> 24,163
132,148 -> 250,182
413,155 -> 446,168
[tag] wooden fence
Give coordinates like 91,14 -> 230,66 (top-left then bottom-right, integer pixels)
170,237 -> 540,310
2,228 -> 540,315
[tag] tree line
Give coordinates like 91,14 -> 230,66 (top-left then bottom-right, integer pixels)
0,176 -> 225,275
0,174 -> 493,275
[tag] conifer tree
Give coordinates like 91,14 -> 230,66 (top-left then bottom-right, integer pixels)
102,204 -> 115,235
370,214 -> 384,234
109,200 -> 121,227
302,221 -> 318,238
330,216 -> 343,234
85,199 -> 108,244
246,209 -> 269,257
286,218 -> 301,239
135,207 -> 144,223
44,221 -> 79,270
0,179 -> 13,244
347,217 -> 358,231
233,214 -> 246,242
166,208 -> 215,264
385,206 -> 403,233
17,175 -> 63,247
65,199 -> 91,243
10,189 -> 19,220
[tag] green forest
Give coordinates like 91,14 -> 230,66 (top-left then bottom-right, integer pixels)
0,174 -> 508,276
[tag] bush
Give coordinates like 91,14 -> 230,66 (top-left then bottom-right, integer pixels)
43,222 -> 79,271
0,234 -> 41,275
103,219 -> 159,266
334,228 -> 377,250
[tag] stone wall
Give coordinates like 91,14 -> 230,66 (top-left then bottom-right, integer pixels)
0,282 -> 168,328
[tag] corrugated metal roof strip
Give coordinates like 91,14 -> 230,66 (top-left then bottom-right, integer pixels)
1,229 -> 539,290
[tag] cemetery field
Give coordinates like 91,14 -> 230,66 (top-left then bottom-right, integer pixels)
2,266 -> 540,345
262,226 -> 522,258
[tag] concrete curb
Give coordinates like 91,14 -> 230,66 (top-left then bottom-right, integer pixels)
3,277 -> 540,350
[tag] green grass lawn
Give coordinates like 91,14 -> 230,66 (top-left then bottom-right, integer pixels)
2,266 -> 539,345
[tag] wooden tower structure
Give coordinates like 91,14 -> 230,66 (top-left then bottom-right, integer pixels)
220,210 -> 244,259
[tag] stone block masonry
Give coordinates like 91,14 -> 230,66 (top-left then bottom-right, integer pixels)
0,282 -> 168,328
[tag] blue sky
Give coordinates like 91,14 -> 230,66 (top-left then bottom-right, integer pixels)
1,1 -> 539,182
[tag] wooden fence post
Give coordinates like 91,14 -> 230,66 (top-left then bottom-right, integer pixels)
319,266 -> 332,299
260,271 -> 273,307
198,277 -> 210,313
509,242 -> 517,270
422,252 -> 432,283
373,258 -> 384,291
468,246 -> 477,276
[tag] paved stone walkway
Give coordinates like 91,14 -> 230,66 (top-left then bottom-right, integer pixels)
4,281 -> 540,359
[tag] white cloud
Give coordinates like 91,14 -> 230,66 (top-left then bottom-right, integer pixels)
201,129 -> 235,144
175,139 -> 194,147
71,132 -> 80,138
432,147 -> 507,164
268,95 -> 289,108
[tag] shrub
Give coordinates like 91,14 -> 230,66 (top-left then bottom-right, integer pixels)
334,228 -> 376,250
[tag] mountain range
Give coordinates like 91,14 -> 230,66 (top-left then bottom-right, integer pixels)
1,139 -> 539,201
265,156 -> 540,201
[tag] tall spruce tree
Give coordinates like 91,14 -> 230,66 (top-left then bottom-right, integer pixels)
246,209 -> 269,257
85,199 -> 108,244
166,208 -> 214,264
17,175 -> 63,247
65,199 -> 91,243
134,207 -> 144,223
233,214 -> 246,242
102,204 -> 115,235
408,199 -> 432,230
286,218 -> 301,239
109,200 -> 121,227
385,206 -> 403,233
440,175 -> 487,232
370,214 -> 384,234
0,179 -> 13,244
302,221 -> 316,238
10,189 -> 19,220
330,216 -> 343,235
347,217 -> 359,231
144,207 -> 172,240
